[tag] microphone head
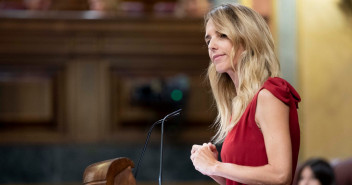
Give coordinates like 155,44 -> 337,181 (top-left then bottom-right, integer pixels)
163,109 -> 182,122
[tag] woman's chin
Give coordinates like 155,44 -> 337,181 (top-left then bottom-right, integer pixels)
215,67 -> 227,74
214,62 -> 232,74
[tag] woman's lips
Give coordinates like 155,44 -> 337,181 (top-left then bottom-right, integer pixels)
213,54 -> 225,62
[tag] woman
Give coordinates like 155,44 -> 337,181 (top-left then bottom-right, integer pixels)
296,159 -> 335,185
190,4 -> 301,185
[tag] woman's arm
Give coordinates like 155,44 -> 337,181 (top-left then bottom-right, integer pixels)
209,174 -> 226,185
207,144 -> 226,185
191,89 -> 292,185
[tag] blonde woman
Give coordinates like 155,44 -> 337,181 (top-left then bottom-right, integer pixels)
190,4 -> 301,185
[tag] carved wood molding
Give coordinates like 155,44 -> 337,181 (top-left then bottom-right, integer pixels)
0,11 -> 206,60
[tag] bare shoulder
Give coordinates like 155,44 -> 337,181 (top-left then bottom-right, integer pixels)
255,89 -> 289,124
257,89 -> 281,104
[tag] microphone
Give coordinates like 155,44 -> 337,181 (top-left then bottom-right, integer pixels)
133,109 -> 182,183
159,109 -> 181,185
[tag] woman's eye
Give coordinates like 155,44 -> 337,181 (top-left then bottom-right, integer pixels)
220,34 -> 227,38
206,40 -> 210,46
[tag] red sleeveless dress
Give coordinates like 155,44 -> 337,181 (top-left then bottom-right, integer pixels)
220,77 -> 301,185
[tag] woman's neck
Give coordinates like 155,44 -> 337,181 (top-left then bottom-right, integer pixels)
227,70 -> 239,90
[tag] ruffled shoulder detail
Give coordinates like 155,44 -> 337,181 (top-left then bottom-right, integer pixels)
262,77 -> 301,108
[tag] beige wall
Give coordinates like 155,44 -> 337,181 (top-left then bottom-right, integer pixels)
298,0 -> 352,160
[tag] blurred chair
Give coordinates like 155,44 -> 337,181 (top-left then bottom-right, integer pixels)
333,158 -> 352,185
83,157 -> 136,185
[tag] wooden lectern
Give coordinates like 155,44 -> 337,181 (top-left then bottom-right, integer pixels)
83,157 -> 136,185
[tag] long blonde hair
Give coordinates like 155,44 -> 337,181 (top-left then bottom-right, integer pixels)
206,4 -> 281,143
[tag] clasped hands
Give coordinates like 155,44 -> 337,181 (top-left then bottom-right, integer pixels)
190,142 -> 219,176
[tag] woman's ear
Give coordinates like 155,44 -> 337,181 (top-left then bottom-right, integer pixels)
235,45 -> 245,58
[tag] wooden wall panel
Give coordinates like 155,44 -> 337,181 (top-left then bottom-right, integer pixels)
0,11 -> 214,143
0,71 -> 54,124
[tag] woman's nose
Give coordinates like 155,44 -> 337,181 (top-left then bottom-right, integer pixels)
208,39 -> 218,50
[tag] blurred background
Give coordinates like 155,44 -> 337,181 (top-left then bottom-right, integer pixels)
0,0 -> 351,185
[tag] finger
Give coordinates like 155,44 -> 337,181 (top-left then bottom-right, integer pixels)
191,148 -> 195,154
191,145 -> 200,153
192,144 -> 201,149
192,148 -> 199,154
203,144 -> 211,151
190,154 -> 194,162
209,144 -> 217,150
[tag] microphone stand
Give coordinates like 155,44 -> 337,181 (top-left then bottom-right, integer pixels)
159,119 -> 165,185
134,109 -> 182,185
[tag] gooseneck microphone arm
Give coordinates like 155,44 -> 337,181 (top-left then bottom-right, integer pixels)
159,109 -> 181,185
133,109 -> 182,182
133,119 -> 162,179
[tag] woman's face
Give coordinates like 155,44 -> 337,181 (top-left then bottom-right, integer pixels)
205,19 -> 236,74
298,166 -> 321,185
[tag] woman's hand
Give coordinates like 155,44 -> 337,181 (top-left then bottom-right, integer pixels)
191,144 -> 202,155
208,143 -> 219,159
190,143 -> 219,176
191,143 -> 218,159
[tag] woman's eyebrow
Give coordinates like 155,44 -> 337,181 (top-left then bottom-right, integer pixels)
205,35 -> 211,41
